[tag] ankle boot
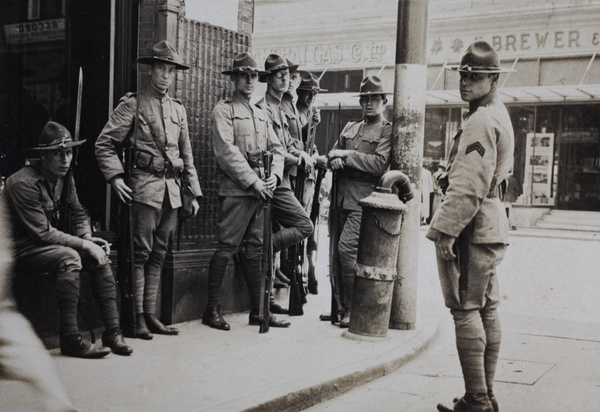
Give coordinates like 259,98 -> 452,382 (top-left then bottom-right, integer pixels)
145,313 -> 179,335
102,329 -> 133,356
340,275 -> 354,328
134,314 -> 153,340
437,394 -> 493,412
202,305 -> 230,331
60,334 -> 110,359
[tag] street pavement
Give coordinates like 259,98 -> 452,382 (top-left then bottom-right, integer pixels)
304,227 -> 600,412
1,225 -> 598,411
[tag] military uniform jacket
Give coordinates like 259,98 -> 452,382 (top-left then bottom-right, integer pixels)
5,163 -> 91,251
95,89 -> 202,210
211,91 -> 284,197
427,96 -> 514,244
257,92 -> 303,189
334,115 -> 392,211
281,93 -> 304,179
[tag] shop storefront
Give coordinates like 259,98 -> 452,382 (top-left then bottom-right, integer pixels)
253,0 -> 600,212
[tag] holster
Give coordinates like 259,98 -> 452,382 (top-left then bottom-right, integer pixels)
132,148 -> 183,178
247,149 -> 265,179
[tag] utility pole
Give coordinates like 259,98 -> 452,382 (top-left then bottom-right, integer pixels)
389,0 -> 429,330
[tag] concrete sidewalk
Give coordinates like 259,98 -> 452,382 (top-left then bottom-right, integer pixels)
1,243 -> 439,412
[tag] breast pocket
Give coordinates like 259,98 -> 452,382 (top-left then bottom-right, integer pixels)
359,136 -> 381,153
137,114 -> 156,141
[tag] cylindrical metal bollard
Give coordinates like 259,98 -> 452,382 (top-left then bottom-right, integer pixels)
345,171 -> 413,338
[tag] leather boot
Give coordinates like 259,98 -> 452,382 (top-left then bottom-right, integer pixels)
102,329 -> 133,356
249,311 -> 290,328
270,298 -> 289,314
437,394 -> 493,412
145,313 -> 179,335
133,313 -> 153,340
202,305 -> 230,331
339,275 -> 354,328
60,334 -> 110,359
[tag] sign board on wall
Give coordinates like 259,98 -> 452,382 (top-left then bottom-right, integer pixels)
255,24 -> 600,69
523,133 -> 555,206
3,18 -> 65,45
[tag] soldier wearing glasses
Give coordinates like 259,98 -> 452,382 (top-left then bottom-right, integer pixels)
324,75 -> 392,328
427,41 -> 515,412
257,55 -> 315,314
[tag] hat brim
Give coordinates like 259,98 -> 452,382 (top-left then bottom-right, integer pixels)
222,68 -> 268,76
29,139 -> 87,151
259,64 -> 300,83
353,91 -> 390,97
446,65 -> 515,73
297,87 -> 328,92
137,57 -> 190,70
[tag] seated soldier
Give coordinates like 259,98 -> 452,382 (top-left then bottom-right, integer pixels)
5,121 -> 132,358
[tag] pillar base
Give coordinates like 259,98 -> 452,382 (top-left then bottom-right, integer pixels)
341,330 -> 390,342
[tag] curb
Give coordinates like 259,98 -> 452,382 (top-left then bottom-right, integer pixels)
208,314 -> 439,412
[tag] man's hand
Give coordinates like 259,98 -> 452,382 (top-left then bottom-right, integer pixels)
191,198 -> 200,217
252,176 -> 276,200
312,107 -> 321,124
299,152 -> 315,173
435,233 -> 457,261
329,157 -> 345,170
110,176 -> 133,204
82,239 -> 110,266
314,154 -> 328,169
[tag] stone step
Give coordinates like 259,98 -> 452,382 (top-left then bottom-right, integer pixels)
541,215 -> 600,224
535,221 -> 600,232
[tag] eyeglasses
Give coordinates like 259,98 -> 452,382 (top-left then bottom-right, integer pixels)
274,70 -> 290,79
359,95 -> 384,104
459,72 -> 486,83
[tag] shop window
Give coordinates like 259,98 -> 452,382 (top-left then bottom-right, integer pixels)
318,70 -> 363,93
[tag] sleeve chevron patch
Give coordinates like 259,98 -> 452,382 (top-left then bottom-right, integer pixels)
466,141 -> 485,157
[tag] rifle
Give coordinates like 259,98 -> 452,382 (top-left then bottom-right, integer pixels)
328,169 -> 343,324
328,103 -> 343,324
287,104 -> 320,315
115,95 -> 139,337
58,67 -> 83,234
259,151 -> 274,333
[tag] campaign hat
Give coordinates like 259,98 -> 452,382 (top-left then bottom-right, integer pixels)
136,40 -> 190,70
297,73 -> 327,93
29,121 -> 85,151
447,40 -> 515,73
259,54 -> 299,82
221,52 -> 267,75
355,75 -> 389,96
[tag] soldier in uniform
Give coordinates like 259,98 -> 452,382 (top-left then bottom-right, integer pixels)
5,121 -> 132,358
257,55 -> 315,313
202,52 -> 287,331
95,40 -> 202,339
325,75 -> 393,328
427,41 -> 515,412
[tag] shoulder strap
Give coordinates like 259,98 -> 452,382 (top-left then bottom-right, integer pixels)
138,108 -> 170,161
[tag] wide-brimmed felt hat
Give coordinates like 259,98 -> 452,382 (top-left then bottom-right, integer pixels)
29,121 -> 86,151
297,73 -> 327,93
354,75 -> 389,97
259,54 -> 299,82
221,52 -> 267,75
447,40 -> 515,73
137,40 -> 189,70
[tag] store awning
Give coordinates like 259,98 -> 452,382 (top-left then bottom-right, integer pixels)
315,84 -> 600,109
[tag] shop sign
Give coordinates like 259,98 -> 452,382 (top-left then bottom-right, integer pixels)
255,40 -> 393,69
3,18 -> 66,45
429,25 -> 600,64
560,130 -> 599,144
